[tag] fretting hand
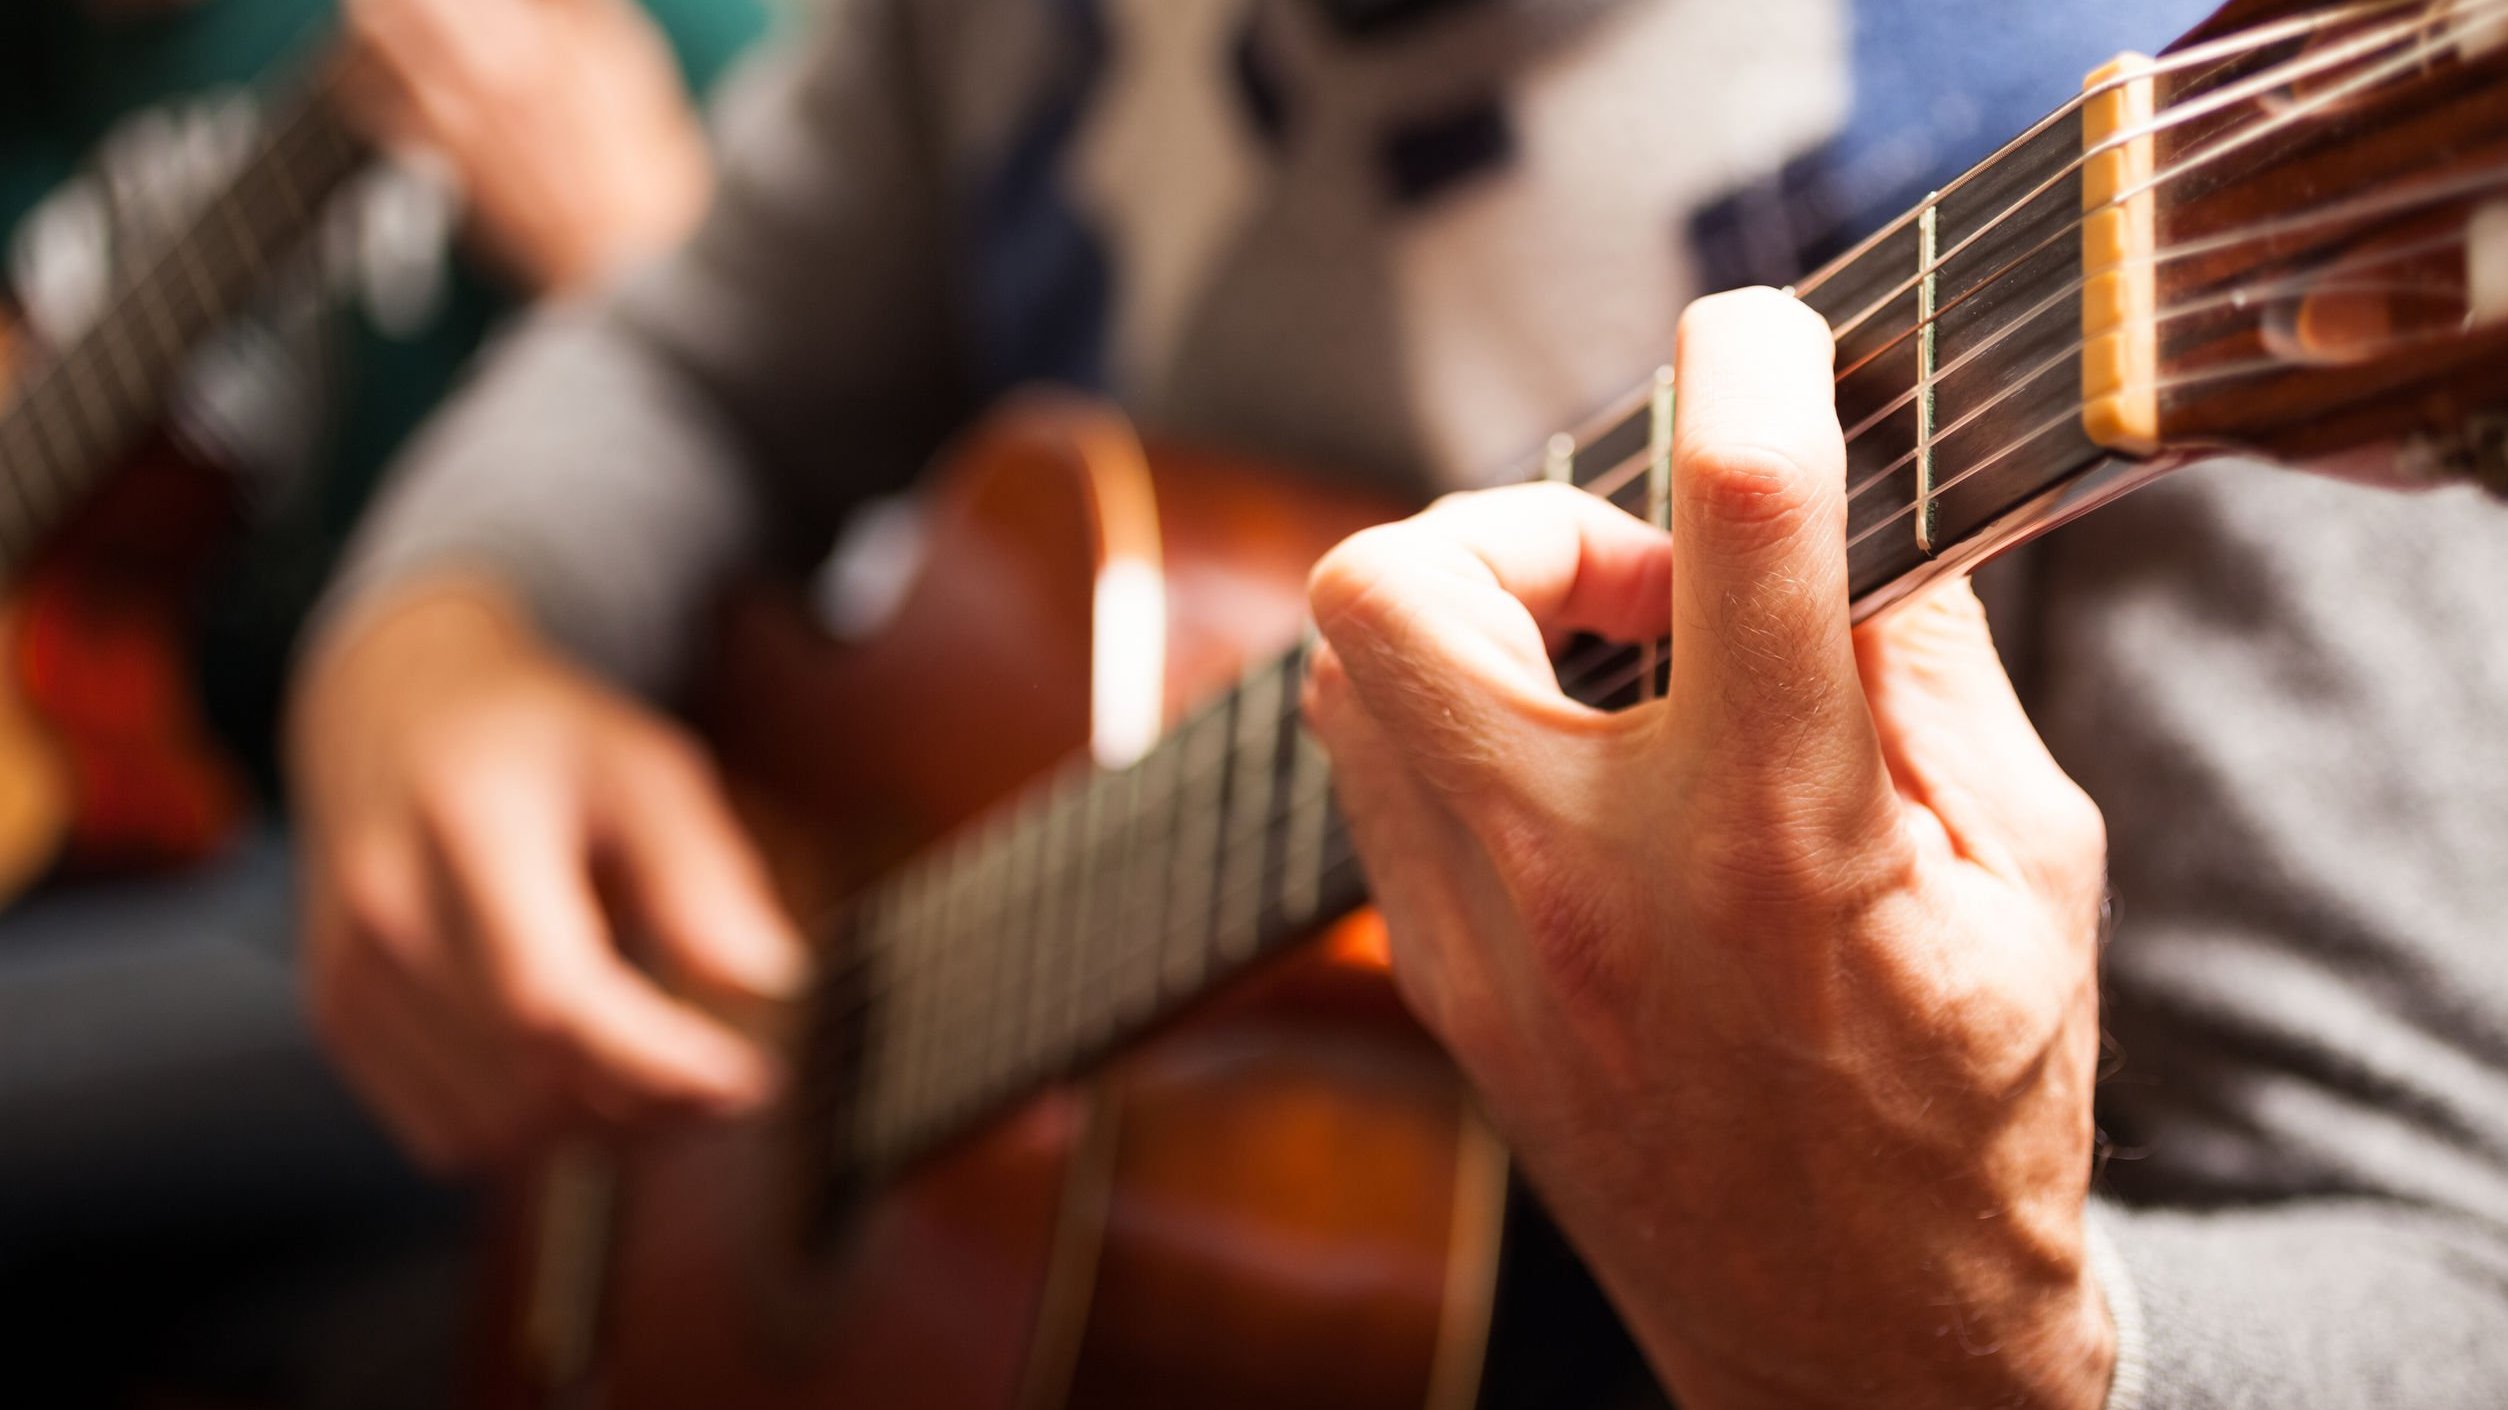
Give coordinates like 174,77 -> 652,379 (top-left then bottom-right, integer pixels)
1302,288 -> 2115,1409
337,0 -> 714,293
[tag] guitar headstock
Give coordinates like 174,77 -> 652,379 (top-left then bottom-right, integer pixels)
2088,0 -> 2508,491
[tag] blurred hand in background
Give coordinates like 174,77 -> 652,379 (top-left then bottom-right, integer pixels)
338,0 -> 715,293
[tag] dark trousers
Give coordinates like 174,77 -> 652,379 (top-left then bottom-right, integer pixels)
0,831 -> 468,1410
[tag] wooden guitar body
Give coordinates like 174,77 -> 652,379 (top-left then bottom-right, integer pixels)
479,398 -> 1510,1410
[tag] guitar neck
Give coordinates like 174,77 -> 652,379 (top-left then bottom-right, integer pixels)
0,70 -> 367,582
805,0 -> 2508,1211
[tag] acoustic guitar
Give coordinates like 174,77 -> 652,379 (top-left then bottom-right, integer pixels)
484,1 -> 2508,1405
0,70 -> 365,900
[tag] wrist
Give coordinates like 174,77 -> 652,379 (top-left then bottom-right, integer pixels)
1586,1190 -> 2115,1410
289,572 -> 543,762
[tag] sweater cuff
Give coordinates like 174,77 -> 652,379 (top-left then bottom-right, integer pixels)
2086,1200 -> 2151,1410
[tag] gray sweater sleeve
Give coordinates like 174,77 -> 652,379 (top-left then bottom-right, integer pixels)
325,0 -> 964,694
2003,461 -> 2508,1408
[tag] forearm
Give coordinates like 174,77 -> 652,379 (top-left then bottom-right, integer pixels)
320,301 -> 762,696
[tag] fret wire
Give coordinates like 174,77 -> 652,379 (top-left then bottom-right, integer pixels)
4,387 -> 82,562
959,827 -> 1006,1125
1060,769 -> 1109,1057
1826,3 -> 2460,401
817,624 -> 1684,1123
1640,368 -> 1673,703
1217,656 -> 1286,964
0,82 -> 366,594
0,430 -> 36,569
1145,729 -> 1188,1009
1026,779 -> 1079,1078
1839,261 -> 2084,464
1058,771 -> 1105,1059
1098,758 -> 1142,1039
1279,719 -> 1333,927
985,793 -> 1042,1099
1110,744 -> 1167,1029
924,833 -> 973,1129
912,851 -> 955,1153
880,859 -> 929,1162
1914,198 -> 1941,556
959,818 -> 1011,1125
1166,691 -> 1231,997
1807,0 -> 2445,350
829,622 -> 1675,1077
54,349 -> 124,489
878,857 -> 919,1161
847,889 -> 893,1162
1849,401 -> 2085,553
1542,431 -> 1575,485
814,285 -> 2107,1078
804,0 -> 2493,1184
93,297 -> 160,424
1847,322 -> 2082,531
129,253 -> 190,385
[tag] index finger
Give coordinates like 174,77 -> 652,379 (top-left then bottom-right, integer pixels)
426,779 -> 779,1119
1665,287 -> 1876,781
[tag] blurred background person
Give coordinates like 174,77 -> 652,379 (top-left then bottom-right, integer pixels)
0,0 -> 772,1404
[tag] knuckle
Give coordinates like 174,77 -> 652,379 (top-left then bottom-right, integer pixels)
2056,780 -> 2108,859
1680,439 -> 1820,536
2045,781 -> 2111,911
489,969 -> 578,1055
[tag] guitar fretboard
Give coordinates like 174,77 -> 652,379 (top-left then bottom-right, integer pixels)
799,13 -> 2420,1213
0,75 -> 365,580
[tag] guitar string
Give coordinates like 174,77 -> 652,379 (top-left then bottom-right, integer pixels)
0,87 -> 342,558
812,13 -> 2508,1118
1829,159 -> 2508,499
1796,0 -> 2444,330
1817,0 -> 2492,364
817,159 -> 2508,1129
1817,7 -> 2495,476
0,0 -> 2465,578
807,182 -> 2508,1058
1522,7 -> 2498,533
1380,0 -> 2460,503
814,182 -> 2502,1063
1815,63 -> 2497,524
0,71 -> 355,575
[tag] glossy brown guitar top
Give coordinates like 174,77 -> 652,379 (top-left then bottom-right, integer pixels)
474,397 -> 1511,1410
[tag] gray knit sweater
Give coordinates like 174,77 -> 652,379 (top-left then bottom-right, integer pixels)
327,1 -> 2508,1403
